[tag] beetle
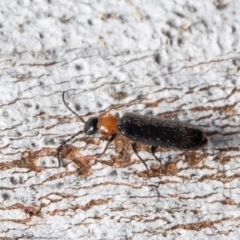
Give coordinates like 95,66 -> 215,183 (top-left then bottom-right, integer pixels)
57,92 -> 208,177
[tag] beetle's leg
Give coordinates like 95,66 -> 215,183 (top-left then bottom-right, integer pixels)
57,130 -> 84,167
132,143 -> 150,177
97,133 -> 117,157
151,145 -> 163,173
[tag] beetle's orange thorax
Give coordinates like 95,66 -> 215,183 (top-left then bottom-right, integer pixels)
98,112 -> 118,136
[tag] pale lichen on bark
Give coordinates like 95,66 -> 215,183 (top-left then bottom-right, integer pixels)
0,0 -> 240,239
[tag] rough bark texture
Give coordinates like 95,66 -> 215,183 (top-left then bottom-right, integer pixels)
1,0 -> 240,239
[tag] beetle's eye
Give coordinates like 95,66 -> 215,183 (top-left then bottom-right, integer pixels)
84,117 -> 98,135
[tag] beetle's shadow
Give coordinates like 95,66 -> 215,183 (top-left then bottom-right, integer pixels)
206,129 -> 240,151
152,127 -> 240,175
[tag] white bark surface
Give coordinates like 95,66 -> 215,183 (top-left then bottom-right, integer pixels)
1,0 -> 240,239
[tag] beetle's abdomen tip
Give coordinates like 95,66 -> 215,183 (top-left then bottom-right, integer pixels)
201,135 -> 208,146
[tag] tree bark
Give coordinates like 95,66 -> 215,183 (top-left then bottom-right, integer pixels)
1,0 -> 240,239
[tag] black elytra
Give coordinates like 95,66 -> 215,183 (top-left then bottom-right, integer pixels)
116,113 -> 208,176
118,113 -> 208,150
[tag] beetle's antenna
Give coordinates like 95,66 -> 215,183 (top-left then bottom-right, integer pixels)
57,130 -> 84,167
58,91 -> 86,167
62,91 -> 85,123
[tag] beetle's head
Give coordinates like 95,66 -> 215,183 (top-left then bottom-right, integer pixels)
84,117 -> 98,135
